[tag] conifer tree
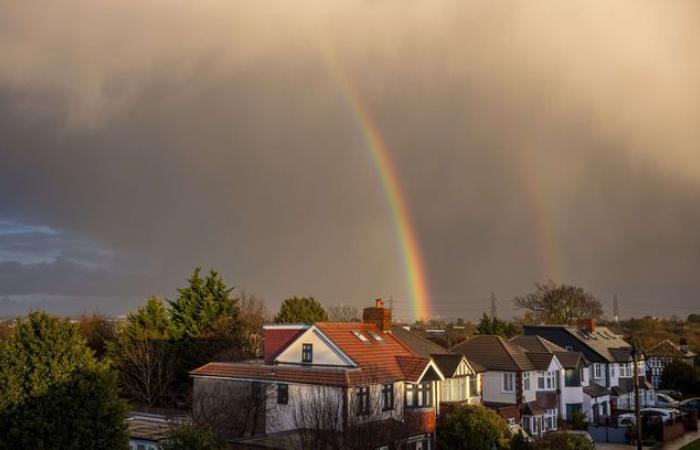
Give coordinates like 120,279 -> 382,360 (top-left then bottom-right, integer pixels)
0,312 -> 128,449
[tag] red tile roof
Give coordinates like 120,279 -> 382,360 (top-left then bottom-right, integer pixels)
315,322 -> 420,383
396,355 -> 432,383
191,362 -> 358,387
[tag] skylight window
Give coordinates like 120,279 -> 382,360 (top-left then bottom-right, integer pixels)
352,330 -> 370,343
367,330 -> 384,343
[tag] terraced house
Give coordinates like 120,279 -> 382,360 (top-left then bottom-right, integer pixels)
191,300 -> 446,450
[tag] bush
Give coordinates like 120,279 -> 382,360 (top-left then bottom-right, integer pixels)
438,404 -> 511,450
534,432 -> 594,450
161,424 -> 225,450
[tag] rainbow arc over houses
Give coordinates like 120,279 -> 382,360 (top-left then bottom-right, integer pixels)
324,51 -> 432,321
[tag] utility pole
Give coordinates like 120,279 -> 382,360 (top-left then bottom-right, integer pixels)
613,294 -> 620,323
490,292 -> 497,318
632,339 -> 642,450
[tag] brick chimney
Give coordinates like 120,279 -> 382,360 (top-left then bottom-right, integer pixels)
680,338 -> 689,353
576,319 -> 596,333
363,298 -> 392,332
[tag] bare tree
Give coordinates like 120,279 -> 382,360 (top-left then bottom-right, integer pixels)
290,383 -> 421,450
514,281 -> 603,325
193,378 -> 277,439
239,291 -> 268,357
112,335 -> 176,408
327,304 -> 361,322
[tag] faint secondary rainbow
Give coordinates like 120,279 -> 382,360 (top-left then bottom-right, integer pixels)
323,51 -> 432,321
515,149 -> 562,282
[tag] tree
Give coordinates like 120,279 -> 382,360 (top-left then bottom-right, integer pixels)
327,304 -> 360,322
78,312 -> 117,358
476,313 -> 519,338
688,313 -> 700,324
108,296 -> 177,407
169,267 -> 240,339
275,296 -> 328,323
533,432 -> 594,450
660,360 -> 700,395
439,404 -> 511,450
0,312 -> 129,449
161,424 -> 225,450
514,281 -> 603,325
239,291 -> 268,357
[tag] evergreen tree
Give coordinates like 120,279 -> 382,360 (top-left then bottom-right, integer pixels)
161,424 -> 225,450
275,296 -> 328,323
476,313 -> 519,338
170,268 -> 240,339
0,312 -> 129,450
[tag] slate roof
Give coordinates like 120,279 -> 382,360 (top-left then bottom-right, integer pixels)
583,382 -> 610,398
646,339 -> 697,358
390,325 -> 450,357
450,335 -> 536,372
430,353 -> 468,377
524,325 -> 633,363
526,352 -> 557,371
511,335 -> 587,369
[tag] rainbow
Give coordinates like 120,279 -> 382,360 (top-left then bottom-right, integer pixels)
323,51 -> 432,321
515,149 -> 562,282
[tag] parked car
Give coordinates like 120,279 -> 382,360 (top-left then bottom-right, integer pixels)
617,408 -> 681,427
679,398 -> 700,412
657,389 -> 683,400
656,393 -> 679,407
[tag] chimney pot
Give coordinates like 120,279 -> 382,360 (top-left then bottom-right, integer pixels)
376,298 -> 384,308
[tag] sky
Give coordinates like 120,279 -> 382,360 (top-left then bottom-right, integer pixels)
1,0 -> 700,320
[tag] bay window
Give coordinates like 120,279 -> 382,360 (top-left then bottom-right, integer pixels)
405,382 -> 432,407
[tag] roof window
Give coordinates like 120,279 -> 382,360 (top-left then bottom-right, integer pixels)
352,330 -> 370,343
367,330 -> 384,343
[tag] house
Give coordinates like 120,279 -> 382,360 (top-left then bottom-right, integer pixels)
523,320 -> 655,415
127,410 -> 190,450
645,338 -> 697,388
391,325 -> 484,408
450,335 -> 564,438
191,299 -> 443,450
510,335 -> 609,423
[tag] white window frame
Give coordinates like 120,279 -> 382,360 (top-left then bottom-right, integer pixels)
593,363 -> 602,378
502,372 -> 515,393
523,372 -> 530,391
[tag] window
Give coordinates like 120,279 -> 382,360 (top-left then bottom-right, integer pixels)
619,362 -> 631,377
302,343 -> 313,363
593,363 -> 602,378
502,373 -> 515,392
565,369 -> 581,387
469,376 -> 479,396
406,382 -> 433,407
537,372 -> 545,389
382,383 -> 394,410
523,372 -> 531,390
367,330 -> 384,343
610,364 -> 615,378
277,383 -> 288,405
356,386 -> 370,415
352,330 -> 370,343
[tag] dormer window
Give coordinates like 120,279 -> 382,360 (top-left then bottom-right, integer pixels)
352,330 -> 370,343
302,343 -> 313,363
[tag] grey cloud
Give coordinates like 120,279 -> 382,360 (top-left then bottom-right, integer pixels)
1,1 -> 700,320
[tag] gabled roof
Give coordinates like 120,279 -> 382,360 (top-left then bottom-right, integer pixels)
450,335 -> 536,372
526,352 -> 557,371
511,335 -> 587,369
524,325 -> 633,363
646,339 -> 697,358
396,355 -> 444,383
390,325 -> 450,357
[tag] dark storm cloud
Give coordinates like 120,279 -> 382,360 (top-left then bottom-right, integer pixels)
1,1 -> 700,318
